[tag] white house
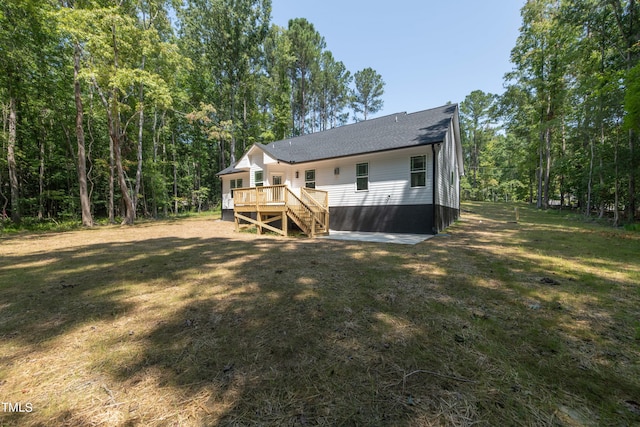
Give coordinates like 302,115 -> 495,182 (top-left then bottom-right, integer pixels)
217,104 -> 464,236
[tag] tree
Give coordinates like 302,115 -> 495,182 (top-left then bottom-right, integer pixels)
460,90 -> 497,195
260,24 -> 294,141
507,0 -> 573,209
0,0 -> 55,223
59,3 -> 176,225
287,18 -> 325,134
0,0 -> 389,225
609,0 -> 640,221
316,51 -> 351,130
351,67 -> 384,121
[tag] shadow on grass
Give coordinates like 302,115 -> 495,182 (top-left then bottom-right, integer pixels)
1,209 -> 639,425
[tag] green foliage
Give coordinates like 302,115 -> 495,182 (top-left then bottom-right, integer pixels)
351,67 -> 385,121
624,222 -> 640,232
624,63 -> 640,132
1,0 -> 383,225
482,0 -> 640,223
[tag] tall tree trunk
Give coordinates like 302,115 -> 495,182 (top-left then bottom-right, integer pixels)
537,132 -> 543,209
529,171 -> 534,204
38,129 -> 45,220
614,124 -> 620,226
172,131 -> 178,214
586,136 -> 595,217
630,129 -> 637,221
542,101 -> 553,209
74,42 -> 93,226
229,79 -> 238,165
7,97 -> 19,224
598,124 -> 606,219
108,126 -> 115,223
111,22 -> 134,225
151,110 -> 158,218
301,69 -> 306,134
108,92 -> 135,225
133,56 -> 145,211
560,120 -> 566,208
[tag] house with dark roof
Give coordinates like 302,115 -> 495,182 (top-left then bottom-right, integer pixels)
217,104 -> 464,237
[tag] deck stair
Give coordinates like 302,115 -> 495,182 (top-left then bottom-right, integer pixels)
233,185 -> 329,238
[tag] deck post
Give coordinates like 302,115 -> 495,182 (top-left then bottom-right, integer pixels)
310,213 -> 316,238
283,214 -> 288,236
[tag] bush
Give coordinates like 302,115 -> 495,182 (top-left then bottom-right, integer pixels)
623,222 -> 640,232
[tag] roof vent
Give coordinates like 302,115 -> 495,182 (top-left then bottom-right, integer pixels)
395,116 -> 398,123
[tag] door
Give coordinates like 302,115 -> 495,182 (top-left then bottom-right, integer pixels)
271,174 -> 283,202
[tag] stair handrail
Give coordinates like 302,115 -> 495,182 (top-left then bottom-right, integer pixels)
285,187 -> 316,236
300,188 -> 329,212
300,188 -> 328,232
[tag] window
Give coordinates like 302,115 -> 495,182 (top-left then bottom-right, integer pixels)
254,171 -> 263,187
305,169 -> 316,189
356,162 -> 368,191
229,178 -> 243,196
410,155 -> 426,187
272,175 -> 282,185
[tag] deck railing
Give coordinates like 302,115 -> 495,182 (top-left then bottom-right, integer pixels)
233,185 -> 329,237
234,185 -> 287,209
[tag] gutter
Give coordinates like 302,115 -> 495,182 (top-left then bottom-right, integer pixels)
432,144 -> 438,235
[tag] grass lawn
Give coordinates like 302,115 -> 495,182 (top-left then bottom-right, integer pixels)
1,202 -> 639,426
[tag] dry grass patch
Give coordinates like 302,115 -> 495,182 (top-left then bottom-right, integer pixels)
1,206 -> 639,426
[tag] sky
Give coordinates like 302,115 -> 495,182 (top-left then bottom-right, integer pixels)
270,0 -> 526,119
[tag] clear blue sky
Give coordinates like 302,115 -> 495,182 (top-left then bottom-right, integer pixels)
271,0 -> 525,119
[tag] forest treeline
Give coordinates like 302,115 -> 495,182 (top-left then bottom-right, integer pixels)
461,0 -> 639,225
0,0 -> 385,225
1,0 -> 639,227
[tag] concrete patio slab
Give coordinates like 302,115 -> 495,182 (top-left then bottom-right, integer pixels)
319,230 -> 434,245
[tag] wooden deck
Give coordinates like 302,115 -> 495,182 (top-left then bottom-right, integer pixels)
233,185 -> 329,237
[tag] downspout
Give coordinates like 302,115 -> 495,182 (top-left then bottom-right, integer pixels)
432,143 -> 438,234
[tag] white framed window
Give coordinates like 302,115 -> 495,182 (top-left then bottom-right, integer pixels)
305,169 -> 316,189
230,178 -> 243,196
410,155 -> 426,187
254,170 -> 263,187
356,162 -> 368,191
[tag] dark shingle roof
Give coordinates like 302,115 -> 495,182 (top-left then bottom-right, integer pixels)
217,165 -> 246,176
260,104 -> 457,164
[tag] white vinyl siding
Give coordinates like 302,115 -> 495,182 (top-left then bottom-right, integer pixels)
305,146 -> 433,207
436,120 -> 460,209
221,172 -> 249,210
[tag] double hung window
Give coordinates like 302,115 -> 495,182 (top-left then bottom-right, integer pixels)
305,170 -> 316,189
254,171 -> 263,187
356,163 -> 368,191
410,155 -> 426,187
